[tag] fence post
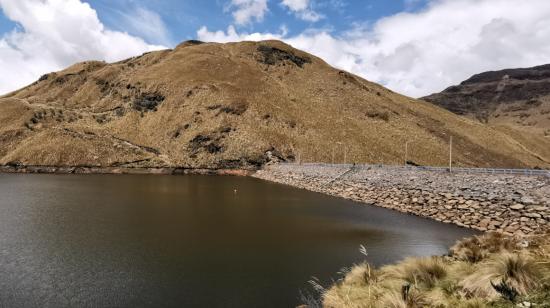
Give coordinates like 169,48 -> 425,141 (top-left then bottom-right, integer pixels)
405,141 -> 409,166
449,136 -> 453,173
344,148 -> 347,165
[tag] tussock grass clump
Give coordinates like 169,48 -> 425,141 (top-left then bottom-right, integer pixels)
366,110 -> 390,122
322,233 -> 550,308
381,257 -> 447,289
342,262 -> 377,286
461,252 -> 542,298
378,289 -> 429,308
450,232 -> 519,263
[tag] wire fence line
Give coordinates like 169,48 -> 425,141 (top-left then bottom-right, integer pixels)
276,162 -> 550,178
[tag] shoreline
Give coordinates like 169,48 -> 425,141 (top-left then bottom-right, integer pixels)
0,165 -> 253,176
3,162 -> 549,236
253,163 -> 550,236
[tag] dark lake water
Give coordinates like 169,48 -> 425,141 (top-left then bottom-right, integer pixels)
0,174 -> 476,307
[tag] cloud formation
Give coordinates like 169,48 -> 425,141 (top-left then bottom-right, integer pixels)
229,0 -> 269,25
228,0 -> 321,25
201,0 -> 550,97
280,0 -> 322,22
0,0 -> 165,94
3,0 -> 550,98
197,25 -> 282,43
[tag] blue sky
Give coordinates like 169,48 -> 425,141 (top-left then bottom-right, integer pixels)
0,0 -> 428,46
1,0 -> 550,97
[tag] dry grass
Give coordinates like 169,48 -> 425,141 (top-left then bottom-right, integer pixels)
378,290 -> 429,308
423,71 -> 550,142
381,257 -> 447,289
322,233 -> 550,308
450,232 -> 520,263
461,252 -> 541,298
1,40 -> 549,169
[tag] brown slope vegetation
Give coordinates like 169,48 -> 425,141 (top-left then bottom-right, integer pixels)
324,233 -> 550,307
0,40 -> 549,169
423,65 -> 550,139
422,65 -> 550,169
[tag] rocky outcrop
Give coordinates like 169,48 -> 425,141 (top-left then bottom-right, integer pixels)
422,64 -> 550,138
253,164 -> 550,235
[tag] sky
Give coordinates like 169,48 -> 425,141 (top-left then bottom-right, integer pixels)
1,0 -> 550,97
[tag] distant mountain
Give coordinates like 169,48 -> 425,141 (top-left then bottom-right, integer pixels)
423,64 -> 550,138
1,40 -> 549,169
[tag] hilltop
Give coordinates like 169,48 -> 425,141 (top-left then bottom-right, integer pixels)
1,40 -> 549,169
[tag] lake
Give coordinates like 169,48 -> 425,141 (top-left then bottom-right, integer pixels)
0,174 -> 476,307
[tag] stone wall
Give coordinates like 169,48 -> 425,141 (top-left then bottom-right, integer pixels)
253,164 -> 550,235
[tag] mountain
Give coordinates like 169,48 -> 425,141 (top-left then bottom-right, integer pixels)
422,64 -> 550,169
1,40 -> 549,170
423,64 -> 550,137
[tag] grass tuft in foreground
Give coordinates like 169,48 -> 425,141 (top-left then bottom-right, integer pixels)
321,232 -> 550,308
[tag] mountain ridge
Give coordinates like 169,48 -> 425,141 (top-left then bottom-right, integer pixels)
1,40 -> 549,169
423,64 -> 550,137
422,63 -> 550,169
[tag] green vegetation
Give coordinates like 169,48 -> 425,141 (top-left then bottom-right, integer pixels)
322,233 -> 550,307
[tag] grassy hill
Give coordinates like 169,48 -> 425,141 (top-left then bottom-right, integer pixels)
1,40 -> 549,169
423,65 -> 550,165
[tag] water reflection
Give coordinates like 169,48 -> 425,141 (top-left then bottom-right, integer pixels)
0,174 -> 477,307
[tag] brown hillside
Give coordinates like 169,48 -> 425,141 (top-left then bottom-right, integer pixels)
1,40 -> 549,169
423,64 -> 550,139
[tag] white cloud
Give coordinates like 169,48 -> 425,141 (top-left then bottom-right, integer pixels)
281,0 -> 308,11
197,25 -> 283,43
0,0 -> 165,95
200,0 -> 550,97
116,6 -> 172,46
280,0 -> 322,22
229,0 -> 269,25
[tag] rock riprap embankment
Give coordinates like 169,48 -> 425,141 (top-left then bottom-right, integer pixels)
253,164 -> 550,235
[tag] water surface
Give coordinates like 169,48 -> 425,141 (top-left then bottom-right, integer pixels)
0,174 -> 476,307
